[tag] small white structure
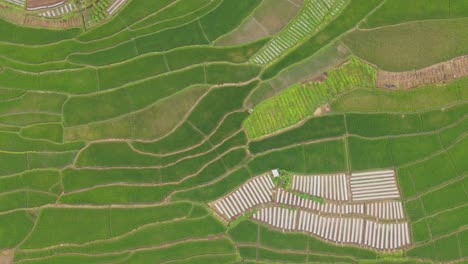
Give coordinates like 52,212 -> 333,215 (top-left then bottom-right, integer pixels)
271,169 -> 280,177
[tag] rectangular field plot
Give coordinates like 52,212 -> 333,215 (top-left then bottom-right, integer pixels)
350,170 -> 400,201
363,220 -> 411,250
292,174 -> 349,201
298,211 -> 364,244
253,206 -> 298,231
365,201 -> 405,220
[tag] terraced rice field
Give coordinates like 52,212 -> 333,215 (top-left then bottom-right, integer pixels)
0,0 -> 466,263
251,0 -> 349,64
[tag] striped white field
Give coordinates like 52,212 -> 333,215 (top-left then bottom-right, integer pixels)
253,207 -> 411,250
276,188 -> 363,215
366,201 -> 405,220
298,211 -> 364,244
108,0 -> 127,15
350,170 -> 400,201
39,2 -> 76,18
213,175 -> 274,220
364,220 -> 410,250
251,0 -> 349,64
253,206 -> 297,230
291,174 -> 349,201
212,169 -> 410,250
4,0 -> 25,7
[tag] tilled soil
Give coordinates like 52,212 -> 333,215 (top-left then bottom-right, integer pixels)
27,0 -> 64,9
0,4 -> 26,25
24,14 -> 82,28
0,250 -> 13,264
377,55 -> 468,89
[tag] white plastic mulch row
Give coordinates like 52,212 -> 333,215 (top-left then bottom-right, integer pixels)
363,220 -> 410,250
252,206 -> 297,230
107,0 -> 127,15
214,175 -> 274,220
297,210 -> 364,244
350,170 -> 400,201
294,209 -> 411,250
3,0 -> 25,7
251,0 -> 349,64
366,201 -> 405,220
39,3 -> 76,18
212,168 -> 411,250
291,174 -> 349,201
275,188 -> 363,215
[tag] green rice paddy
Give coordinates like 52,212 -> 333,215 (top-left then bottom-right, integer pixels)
0,0 -> 466,263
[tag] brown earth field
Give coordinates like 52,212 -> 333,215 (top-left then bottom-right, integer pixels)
24,13 -> 82,28
0,250 -> 13,264
377,55 -> 468,89
216,0 -> 303,45
0,5 -> 26,25
27,0 -> 63,9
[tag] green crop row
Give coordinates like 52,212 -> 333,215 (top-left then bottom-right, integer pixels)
244,57 -> 377,138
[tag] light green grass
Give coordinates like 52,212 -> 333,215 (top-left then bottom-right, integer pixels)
0,211 -> 34,248
332,77 -> 468,112
64,84 -> 209,141
20,202 -> 193,249
362,0 -> 468,28
344,17 -> 468,71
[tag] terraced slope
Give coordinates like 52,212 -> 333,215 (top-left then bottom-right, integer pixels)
244,57 -> 377,138
251,0 -> 349,64
0,0 -> 466,263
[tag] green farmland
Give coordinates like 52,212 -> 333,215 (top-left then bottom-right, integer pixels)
0,0 -> 466,263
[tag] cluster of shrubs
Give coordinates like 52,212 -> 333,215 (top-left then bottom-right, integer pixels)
293,191 -> 325,204
274,170 -> 325,204
272,170 -> 293,189
89,0 -> 112,23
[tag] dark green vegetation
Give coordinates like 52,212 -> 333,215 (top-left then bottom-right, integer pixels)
0,0 -> 466,263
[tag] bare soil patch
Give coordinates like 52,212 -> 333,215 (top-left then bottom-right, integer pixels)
313,103 -> 331,117
27,0 -> 63,9
0,4 -> 26,25
289,0 -> 304,6
254,0 -> 301,34
24,14 -> 82,28
215,18 -> 269,46
216,0 -> 301,46
0,250 -> 13,264
377,55 -> 468,89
